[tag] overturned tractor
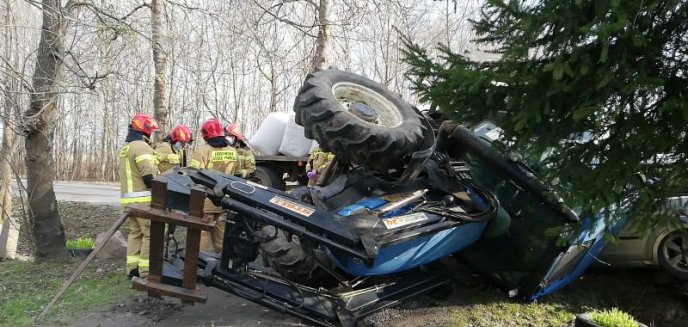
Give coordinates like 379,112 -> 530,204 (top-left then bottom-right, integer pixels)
127,70 -> 614,327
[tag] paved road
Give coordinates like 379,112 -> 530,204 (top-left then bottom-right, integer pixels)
12,180 -> 119,205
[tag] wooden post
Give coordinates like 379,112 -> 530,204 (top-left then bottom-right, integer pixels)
181,188 -> 207,304
129,184 -> 212,304
148,180 -> 167,296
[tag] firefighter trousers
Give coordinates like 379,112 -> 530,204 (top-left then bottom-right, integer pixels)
200,220 -> 225,253
126,217 -> 151,277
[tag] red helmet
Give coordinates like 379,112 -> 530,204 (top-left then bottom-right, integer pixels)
130,113 -> 159,135
225,123 -> 245,142
169,125 -> 193,143
200,119 -> 225,140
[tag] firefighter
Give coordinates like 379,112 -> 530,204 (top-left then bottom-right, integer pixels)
189,118 -> 237,252
119,113 -> 159,278
225,123 -> 256,179
155,125 -> 193,174
305,147 -> 335,186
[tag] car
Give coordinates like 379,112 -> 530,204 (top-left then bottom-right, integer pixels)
471,121 -> 688,281
599,196 -> 688,280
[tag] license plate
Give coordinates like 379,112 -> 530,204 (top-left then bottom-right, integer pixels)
382,212 -> 428,229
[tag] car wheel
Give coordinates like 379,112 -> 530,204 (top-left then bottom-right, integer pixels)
658,230 -> 688,280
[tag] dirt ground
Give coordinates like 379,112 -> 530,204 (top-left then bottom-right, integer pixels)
14,201 -> 124,258
47,266 -> 687,327
12,201 -> 688,327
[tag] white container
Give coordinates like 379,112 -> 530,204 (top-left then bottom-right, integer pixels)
249,112 -> 290,156
0,216 -> 20,259
278,113 -> 314,157
309,140 -> 319,154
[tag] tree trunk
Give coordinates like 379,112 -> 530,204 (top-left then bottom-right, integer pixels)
1,0 -> 17,231
151,0 -> 168,137
23,0 -> 79,262
0,100 -> 15,236
311,0 -> 331,71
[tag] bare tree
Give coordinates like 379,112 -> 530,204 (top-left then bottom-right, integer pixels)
0,0 -> 18,235
3,0 -> 483,185
311,0 -> 331,71
151,0 -> 168,135
23,0 -> 82,262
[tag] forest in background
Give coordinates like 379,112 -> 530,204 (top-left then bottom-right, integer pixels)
1,0 -> 483,182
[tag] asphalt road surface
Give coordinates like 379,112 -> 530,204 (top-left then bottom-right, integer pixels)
12,180 -> 120,205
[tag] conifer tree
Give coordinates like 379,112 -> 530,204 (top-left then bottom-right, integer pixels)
403,0 -> 688,230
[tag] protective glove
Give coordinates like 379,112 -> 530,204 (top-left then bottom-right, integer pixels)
307,170 -> 317,180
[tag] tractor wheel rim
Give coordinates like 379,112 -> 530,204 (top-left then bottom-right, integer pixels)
332,82 -> 403,128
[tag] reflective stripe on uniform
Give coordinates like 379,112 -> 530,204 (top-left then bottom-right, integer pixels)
138,259 -> 150,268
122,191 -> 152,198
120,196 -> 151,204
209,150 -> 237,170
127,255 -> 139,264
121,190 -> 152,204
135,153 -> 156,163
125,158 -> 133,193
168,154 -> 180,164
189,159 -> 202,168
210,150 -> 237,162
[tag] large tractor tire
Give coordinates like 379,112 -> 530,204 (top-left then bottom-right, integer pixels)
294,69 -> 423,171
258,225 -> 335,286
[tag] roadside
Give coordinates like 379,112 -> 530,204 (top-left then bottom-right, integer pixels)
11,180 -> 119,205
15,201 -> 123,259
2,201 -> 686,327
0,259 -> 136,326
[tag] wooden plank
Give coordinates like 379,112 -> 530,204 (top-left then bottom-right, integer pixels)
150,180 -> 167,210
183,230 -> 201,291
37,212 -> 130,322
131,277 -> 208,303
148,221 -> 165,283
126,205 -> 215,231
188,187 -> 208,222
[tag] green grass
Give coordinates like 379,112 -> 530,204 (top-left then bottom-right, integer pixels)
592,308 -> 640,327
448,294 -> 574,327
66,237 -> 95,250
443,267 -> 686,327
0,261 -> 135,326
